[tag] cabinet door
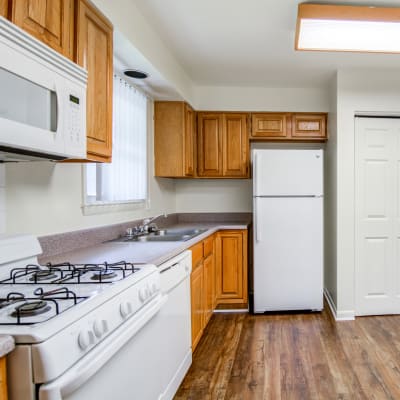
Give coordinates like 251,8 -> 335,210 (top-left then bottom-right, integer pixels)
12,0 -> 74,59
251,113 -> 291,139
291,113 -> 327,140
216,230 -> 248,304
77,0 -> 113,162
0,357 -> 7,400
223,113 -> 249,177
197,113 -> 223,177
0,0 -> 8,18
184,103 -> 195,176
190,263 -> 204,351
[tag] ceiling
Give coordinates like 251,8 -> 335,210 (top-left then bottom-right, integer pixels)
132,0 -> 400,89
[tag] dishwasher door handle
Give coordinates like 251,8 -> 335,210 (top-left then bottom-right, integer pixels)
160,262 -> 179,274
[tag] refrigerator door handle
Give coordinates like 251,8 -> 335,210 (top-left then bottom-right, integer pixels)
253,151 -> 258,195
255,198 -> 261,243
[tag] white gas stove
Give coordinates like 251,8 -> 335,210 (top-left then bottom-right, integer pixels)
0,235 -> 164,400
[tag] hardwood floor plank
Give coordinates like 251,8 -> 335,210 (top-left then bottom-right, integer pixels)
175,307 -> 400,400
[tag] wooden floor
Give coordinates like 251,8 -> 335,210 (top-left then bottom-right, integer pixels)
175,306 -> 400,400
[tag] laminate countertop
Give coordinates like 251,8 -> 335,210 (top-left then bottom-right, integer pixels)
42,222 -> 249,266
0,335 -> 14,358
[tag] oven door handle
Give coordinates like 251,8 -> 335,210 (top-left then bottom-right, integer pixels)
38,294 -> 167,400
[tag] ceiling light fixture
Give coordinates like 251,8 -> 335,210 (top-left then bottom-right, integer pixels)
295,3 -> 400,53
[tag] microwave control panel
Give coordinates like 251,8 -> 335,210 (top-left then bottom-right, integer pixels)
68,94 -> 82,144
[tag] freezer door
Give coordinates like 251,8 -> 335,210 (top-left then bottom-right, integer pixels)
252,149 -> 323,196
253,197 -> 323,312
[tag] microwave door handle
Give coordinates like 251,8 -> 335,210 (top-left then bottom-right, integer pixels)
37,295 -> 166,400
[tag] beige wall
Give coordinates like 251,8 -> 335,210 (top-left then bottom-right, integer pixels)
0,165 -> 5,234
5,103 -> 176,236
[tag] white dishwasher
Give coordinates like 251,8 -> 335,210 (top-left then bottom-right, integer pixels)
157,250 -> 192,400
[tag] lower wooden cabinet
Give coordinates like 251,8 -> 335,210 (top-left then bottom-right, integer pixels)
0,357 -> 7,400
190,261 -> 204,352
190,230 -> 248,351
215,230 -> 248,306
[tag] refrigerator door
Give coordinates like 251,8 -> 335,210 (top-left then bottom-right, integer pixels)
253,196 -> 323,312
253,149 -> 323,196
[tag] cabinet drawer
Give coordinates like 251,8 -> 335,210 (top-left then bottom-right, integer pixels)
191,242 -> 203,269
251,113 -> 291,138
203,235 -> 214,258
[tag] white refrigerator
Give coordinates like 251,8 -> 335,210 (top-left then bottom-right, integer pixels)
252,148 -> 323,313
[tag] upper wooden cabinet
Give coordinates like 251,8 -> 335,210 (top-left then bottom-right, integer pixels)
197,113 -> 223,177
0,0 -> 9,18
76,0 -> 113,162
251,112 -> 327,141
197,112 -> 249,178
154,101 -> 195,177
291,113 -> 327,139
11,0 -> 74,59
251,113 -> 291,139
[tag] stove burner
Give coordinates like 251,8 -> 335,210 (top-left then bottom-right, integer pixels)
11,300 -> 51,318
29,270 -> 58,282
90,270 -> 118,281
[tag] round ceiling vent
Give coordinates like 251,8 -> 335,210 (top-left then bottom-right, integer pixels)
124,69 -> 149,79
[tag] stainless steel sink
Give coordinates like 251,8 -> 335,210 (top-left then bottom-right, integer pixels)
109,228 -> 208,243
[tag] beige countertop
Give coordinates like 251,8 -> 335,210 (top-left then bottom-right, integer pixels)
0,335 -> 14,358
43,222 -> 249,266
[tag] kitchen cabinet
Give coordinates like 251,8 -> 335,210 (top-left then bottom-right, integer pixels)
11,0 -> 74,59
0,357 -> 7,400
251,113 -> 291,139
197,112 -> 249,178
0,0 -> 8,18
215,230 -> 248,306
250,112 -> 327,141
154,101 -> 195,177
190,243 -> 204,352
291,113 -> 327,139
190,234 -> 217,351
203,235 -> 215,325
76,0 -> 113,162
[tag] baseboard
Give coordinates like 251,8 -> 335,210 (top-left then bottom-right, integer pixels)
323,288 -> 355,321
213,309 -> 249,313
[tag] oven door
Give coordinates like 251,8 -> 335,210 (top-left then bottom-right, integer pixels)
38,294 -> 167,400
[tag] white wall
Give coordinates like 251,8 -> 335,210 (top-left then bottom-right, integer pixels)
335,69 -> 400,317
324,76 -> 338,309
0,165 -> 5,234
5,103 -> 176,236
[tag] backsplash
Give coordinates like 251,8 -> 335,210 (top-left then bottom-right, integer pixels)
0,165 -> 5,234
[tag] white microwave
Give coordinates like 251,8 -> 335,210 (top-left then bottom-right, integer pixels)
0,17 -> 87,161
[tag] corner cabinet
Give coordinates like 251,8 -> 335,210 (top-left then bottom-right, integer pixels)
11,0 -> 75,59
154,101 -> 195,177
197,112 -> 249,178
76,0 -> 113,162
215,230 -> 248,306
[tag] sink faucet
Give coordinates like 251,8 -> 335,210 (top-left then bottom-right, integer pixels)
140,213 -> 168,233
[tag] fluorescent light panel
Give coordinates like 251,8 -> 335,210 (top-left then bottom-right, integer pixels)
296,3 -> 400,53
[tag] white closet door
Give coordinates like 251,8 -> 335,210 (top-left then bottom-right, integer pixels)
355,117 -> 400,315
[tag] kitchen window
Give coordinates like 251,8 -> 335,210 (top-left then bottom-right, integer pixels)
84,75 -> 148,213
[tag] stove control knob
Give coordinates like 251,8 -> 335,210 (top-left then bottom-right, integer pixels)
93,320 -> 108,338
78,330 -> 94,351
139,288 -> 147,302
120,302 -> 133,318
